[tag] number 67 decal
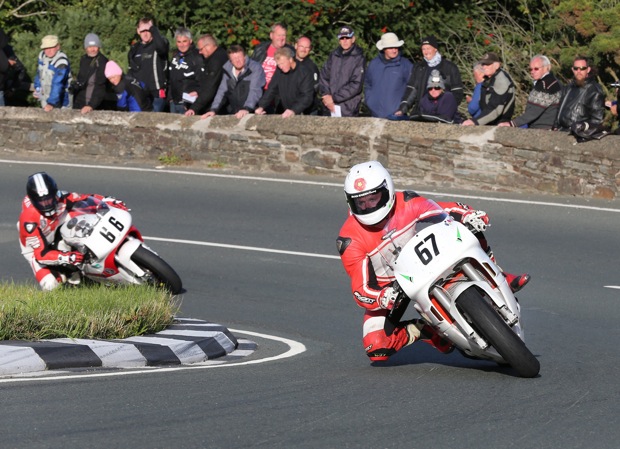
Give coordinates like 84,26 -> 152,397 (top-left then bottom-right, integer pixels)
414,233 -> 440,265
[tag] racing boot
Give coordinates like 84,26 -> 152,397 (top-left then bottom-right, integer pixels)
403,319 -> 454,354
504,272 -> 531,293
485,246 -> 531,294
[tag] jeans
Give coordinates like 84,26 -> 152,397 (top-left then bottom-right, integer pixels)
169,102 -> 187,114
0,90 -> 5,106
152,97 -> 166,112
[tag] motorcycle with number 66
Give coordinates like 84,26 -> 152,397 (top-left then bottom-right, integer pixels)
58,196 -> 182,294
387,212 -> 540,378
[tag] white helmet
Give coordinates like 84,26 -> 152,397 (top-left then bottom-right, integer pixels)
344,161 -> 395,226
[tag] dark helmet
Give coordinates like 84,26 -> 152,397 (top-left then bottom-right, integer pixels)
26,172 -> 60,217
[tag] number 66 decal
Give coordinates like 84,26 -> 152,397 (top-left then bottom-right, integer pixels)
99,216 -> 125,243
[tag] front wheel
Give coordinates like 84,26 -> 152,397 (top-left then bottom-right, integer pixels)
457,286 -> 540,378
130,245 -> 183,294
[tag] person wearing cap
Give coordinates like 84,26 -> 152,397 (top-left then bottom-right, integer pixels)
396,35 -> 463,117
250,23 -> 295,92
418,69 -> 460,123
72,33 -> 109,115
105,60 -> 152,112
319,26 -> 366,117
33,35 -> 71,112
128,17 -> 169,112
498,55 -> 562,129
363,32 -> 413,118
552,55 -> 605,132
462,52 -> 515,126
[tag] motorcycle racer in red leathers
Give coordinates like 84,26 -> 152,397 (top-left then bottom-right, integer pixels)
18,172 -> 128,291
336,161 -> 530,362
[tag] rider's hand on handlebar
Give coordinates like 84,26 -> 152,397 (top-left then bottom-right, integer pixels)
103,196 -> 130,211
462,210 -> 490,232
378,285 -> 399,310
58,251 -> 84,266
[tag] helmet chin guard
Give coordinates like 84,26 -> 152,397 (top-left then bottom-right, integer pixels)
344,161 -> 395,226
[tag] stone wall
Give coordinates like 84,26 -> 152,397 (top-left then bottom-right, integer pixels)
1,106 -> 618,200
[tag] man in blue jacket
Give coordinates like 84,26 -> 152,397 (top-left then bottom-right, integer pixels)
364,32 -> 413,118
34,35 -> 71,112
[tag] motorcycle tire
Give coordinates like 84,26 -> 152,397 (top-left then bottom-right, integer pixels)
457,286 -> 540,378
130,245 -> 183,295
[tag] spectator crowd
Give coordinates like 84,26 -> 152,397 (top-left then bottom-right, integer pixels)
1,20 -> 619,137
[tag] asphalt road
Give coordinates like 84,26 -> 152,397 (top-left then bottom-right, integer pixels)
0,159 -> 619,448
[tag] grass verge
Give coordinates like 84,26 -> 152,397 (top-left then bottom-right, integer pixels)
0,282 -> 180,341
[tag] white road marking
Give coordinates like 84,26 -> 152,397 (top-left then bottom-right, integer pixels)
0,329 -> 306,383
145,236 -> 341,260
604,286 -> 620,290
2,159 -> 619,213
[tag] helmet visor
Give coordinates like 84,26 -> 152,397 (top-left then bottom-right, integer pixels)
346,180 -> 391,216
34,194 -> 58,216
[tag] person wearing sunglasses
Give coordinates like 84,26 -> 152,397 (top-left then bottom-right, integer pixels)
462,52 -> 515,126
553,55 -> 605,131
417,69 -> 460,123
498,55 -> 561,129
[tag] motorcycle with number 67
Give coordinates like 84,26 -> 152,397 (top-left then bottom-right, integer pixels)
58,196 -> 182,294
387,212 -> 540,378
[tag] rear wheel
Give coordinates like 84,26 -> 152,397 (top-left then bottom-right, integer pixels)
457,286 -> 539,378
130,245 -> 183,294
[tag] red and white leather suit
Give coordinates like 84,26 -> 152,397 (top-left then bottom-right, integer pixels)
18,191 -> 107,290
337,190 -> 486,361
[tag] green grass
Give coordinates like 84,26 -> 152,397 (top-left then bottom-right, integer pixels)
0,282 -> 180,341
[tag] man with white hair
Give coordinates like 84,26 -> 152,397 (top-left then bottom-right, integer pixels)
364,32 -> 413,118
167,27 -> 203,114
498,55 -> 561,129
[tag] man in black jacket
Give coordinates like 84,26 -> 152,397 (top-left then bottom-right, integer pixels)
255,47 -> 315,118
554,55 -> 605,131
167,27 -> 203,114
397,35 -> 463,116
72,33 -> 109,114
128,18 -> 169,112
185,34 -> 227,116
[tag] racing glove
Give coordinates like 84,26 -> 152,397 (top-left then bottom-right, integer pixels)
462,210 -> 490,232
378,285 -> 399,310
103,196 -> 129,211
58,251 -> 84,266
